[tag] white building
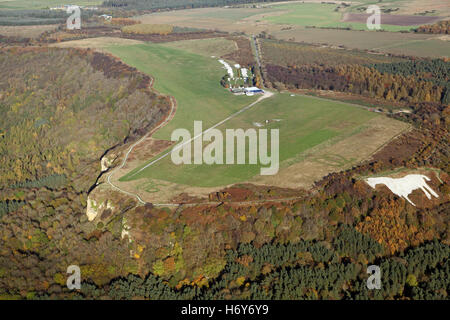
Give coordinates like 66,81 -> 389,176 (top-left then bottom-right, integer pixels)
218,59 -> 234,79
244,87 -> 264,96
241,68 -> 248,79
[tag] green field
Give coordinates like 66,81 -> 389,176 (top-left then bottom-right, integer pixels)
272,28 -> 450,58
185,6 -> 275,21
264,3 -> 418,32
162,37 -> 238,58
373,39 -> 450,58
105,41 -> 409,192
119,90 -> 379,187
107,43 -> 256,140
0,0 -> 101,9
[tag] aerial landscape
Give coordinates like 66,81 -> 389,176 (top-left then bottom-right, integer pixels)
0,0 -> 449,305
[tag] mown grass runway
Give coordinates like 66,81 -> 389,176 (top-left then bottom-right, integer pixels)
107,41 -> 402,189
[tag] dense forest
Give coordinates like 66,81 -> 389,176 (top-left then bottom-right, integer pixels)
260,39 -> 450,105
369,59 -> 450,103
266,63 -> 448,104
24,237 -> 450,299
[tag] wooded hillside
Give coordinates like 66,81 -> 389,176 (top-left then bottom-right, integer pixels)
0,47 -> 170,191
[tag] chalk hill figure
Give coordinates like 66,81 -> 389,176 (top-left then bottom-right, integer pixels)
366,174 -> 439,206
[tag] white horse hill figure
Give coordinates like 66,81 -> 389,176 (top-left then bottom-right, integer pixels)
366,174 -> 439,206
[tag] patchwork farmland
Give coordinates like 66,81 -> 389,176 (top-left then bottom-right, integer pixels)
136,2 -> 450,58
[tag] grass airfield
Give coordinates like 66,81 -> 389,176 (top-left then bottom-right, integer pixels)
102,40 -> 410,201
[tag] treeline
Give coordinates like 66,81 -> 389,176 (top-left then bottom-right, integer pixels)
102,0 -> 293,10
10,174 -> 67,190
0,200 -> 25,218
414,20 -> 450,34
266,63 -> 448,104
110,18 -> 141,26
260,39 -> 405,68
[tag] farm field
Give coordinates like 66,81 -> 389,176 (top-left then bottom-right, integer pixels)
162,37 -> 238,57
349,0 -> 450,16
138,6 -> 276,23
370,39 -> 450,58
135,7 -> 281,34
271,27 -> 450,58
0,24 -> 57,38
263,3 -> 421,32
137,6 -> 450,58
50,36 -> 145,50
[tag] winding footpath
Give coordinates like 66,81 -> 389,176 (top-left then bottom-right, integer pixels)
104,76 -> 176,205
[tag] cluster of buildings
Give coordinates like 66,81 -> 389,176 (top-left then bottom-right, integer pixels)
231,87 -> 264,96
218,59 -> 263,96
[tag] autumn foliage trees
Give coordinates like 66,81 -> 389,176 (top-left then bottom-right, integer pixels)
266,62 -> 448,104
0,47 -> 170,190
415,20 -> 450,34
262,38 -> 449,105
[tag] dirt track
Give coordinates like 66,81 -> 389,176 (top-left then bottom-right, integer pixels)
105,83 -> 177,205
